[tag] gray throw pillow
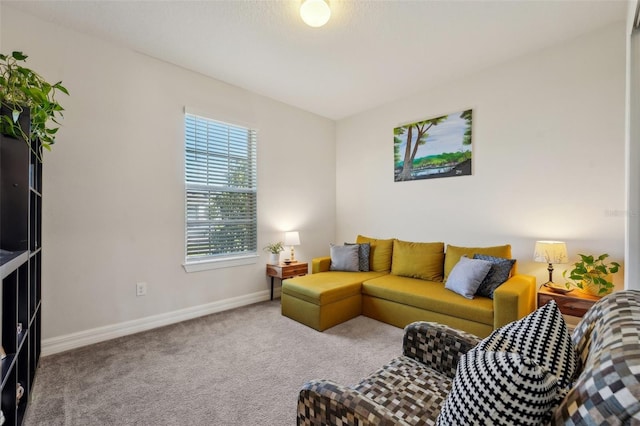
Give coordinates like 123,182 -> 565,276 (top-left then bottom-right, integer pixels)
445,256 -> 492,299
345,242 -> 370,271
329,244 -> 359,272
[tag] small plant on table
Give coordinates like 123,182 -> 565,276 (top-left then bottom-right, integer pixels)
563,253 -> 620,296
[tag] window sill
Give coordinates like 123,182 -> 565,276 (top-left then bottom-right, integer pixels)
183,255 -> 259,273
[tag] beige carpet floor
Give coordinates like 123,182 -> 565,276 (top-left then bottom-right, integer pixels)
23,300 -> 404,425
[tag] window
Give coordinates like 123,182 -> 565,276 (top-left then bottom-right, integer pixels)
184,112 -> 257,268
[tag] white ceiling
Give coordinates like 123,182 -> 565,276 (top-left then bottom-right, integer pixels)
4,0 -> 628,120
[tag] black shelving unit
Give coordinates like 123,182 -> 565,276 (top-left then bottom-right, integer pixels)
0,111 -> 42,426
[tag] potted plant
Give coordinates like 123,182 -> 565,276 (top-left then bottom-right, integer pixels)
563,253 -> 620,297
0,51 -> 69,155
264,241 -> 284,265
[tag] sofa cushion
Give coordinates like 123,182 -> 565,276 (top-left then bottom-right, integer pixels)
444,244 -> 511,281
390,239 -> 445,281
356,235 -> 395,272
437,349 -> 560,426
476,299 -> 577,390
345,242 -> 370,271
354,356 -> 452,425
283,271 -> 387,305
329,244 -> 359,272
445,256 -> 492,299
473,254 -> 516,299
362,275 -> 494,325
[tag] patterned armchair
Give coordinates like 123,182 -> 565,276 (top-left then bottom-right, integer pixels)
298,322 -> 480,426
551,290 -> 640,424
298,290 -> 640,426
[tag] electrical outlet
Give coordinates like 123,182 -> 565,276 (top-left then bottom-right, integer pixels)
136,282 -> 147,297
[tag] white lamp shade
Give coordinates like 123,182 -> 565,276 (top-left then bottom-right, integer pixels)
284,231 -> 301,246
300,0 -> 331,27
534,241 -> 568,264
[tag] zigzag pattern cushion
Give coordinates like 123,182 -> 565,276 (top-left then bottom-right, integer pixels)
475,299 -> 577,390
472,254 -> 516,298
436,349 -> 560,425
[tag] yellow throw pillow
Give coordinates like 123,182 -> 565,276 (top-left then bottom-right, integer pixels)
356,235 -> 395,272
391,239 -> 445,281
444,244 -> 512,281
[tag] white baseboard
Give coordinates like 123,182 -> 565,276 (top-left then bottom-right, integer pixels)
42,290 -> 275,356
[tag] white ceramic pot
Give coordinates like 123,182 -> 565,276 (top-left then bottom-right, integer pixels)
268,252 -> 280,265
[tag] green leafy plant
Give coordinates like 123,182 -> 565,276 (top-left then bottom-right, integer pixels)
563,253 -> 620,296
264,242 -> 284,254
0,51 -> 69,154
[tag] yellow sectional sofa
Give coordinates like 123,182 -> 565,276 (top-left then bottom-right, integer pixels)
281,236 -> 536,337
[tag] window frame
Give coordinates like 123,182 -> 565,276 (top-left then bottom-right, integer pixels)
182,109 -> 258,272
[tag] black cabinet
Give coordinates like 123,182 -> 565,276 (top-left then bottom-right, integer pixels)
0,114 -> 42,425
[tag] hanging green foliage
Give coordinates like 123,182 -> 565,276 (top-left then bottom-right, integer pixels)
0,51 -> 69,155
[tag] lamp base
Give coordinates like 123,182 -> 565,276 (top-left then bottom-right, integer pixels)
547,262 -> 555,284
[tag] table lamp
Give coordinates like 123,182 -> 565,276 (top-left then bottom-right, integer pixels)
284,231 -> 301,262
534,240 -> 568,284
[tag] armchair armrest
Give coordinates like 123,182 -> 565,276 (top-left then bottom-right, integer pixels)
298,379 -> 410,426
402,321 -> 481,379
311,256 -> 331,273
493,274 -> 536,329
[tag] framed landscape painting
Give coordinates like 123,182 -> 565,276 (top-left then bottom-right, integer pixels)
394,109 -> 472,182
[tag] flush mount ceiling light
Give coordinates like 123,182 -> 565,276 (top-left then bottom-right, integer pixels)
300,0 -> 331,28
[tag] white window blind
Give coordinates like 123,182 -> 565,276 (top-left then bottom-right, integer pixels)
185,113 -> 257,262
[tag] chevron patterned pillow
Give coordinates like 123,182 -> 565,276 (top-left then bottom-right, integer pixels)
472,253 -> 516,298
437,349 -> 560,425
438,300 -> 578,425
476,299 -> 577,390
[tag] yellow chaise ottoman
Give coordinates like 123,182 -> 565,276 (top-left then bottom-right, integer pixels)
281,271 -> 387,331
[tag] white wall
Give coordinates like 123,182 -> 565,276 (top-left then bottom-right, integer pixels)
1,5 -> 630,350
336,23 -> 627,288
1,7 -> 336,343
626,0 -> 640,290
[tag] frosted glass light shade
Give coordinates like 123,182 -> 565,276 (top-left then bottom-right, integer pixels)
533,241 -> 568,264
300,0 -> 331,28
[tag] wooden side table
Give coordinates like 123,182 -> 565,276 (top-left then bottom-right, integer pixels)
537,285 -> 600,318
266,262 -> 308,300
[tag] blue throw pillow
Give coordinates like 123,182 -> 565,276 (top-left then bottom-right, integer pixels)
473,254 -> 516,299
445,256 -> 493,299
